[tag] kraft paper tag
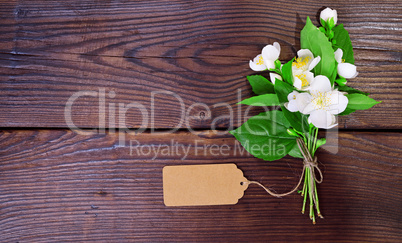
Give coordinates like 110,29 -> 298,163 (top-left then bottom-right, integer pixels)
163,163 -> 248,206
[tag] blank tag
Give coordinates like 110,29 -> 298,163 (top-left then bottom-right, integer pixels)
163,163 -> 248,206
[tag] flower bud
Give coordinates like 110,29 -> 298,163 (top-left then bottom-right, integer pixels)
320,7 -> 337,27
274,59 -> 282,70
287,128 -> 299,137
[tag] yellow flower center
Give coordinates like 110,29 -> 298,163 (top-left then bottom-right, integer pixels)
256,55 -> 264,65
295,73 -> 309,87
292,56 -> 311,70
341,58 -> 345,63
312,92 -> 331,110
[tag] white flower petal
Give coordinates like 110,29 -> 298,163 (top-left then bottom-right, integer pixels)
296,93 -> 312,113
249,54 -> 267,71
328,91 -> 348,114
298,71 -> 315,90
351,71 -> 359,78
293,76 -> 302,90
262,45 -> 280,62
327,122 -> 338,129
334,48 -> 343,63
269,73 -> 282,84
309,110 -> 337,129
287,91 -> 299,101
338,63 -> 357,78
273,42 -> 281,53
308,75 -> 332,93
333,10 -> 338,25
297,49 -> 314,60
302,102 -> 315,115
308,56 -> 321,71
284,102 -> 290,110
264,60 -> 275,70
249,60 -> 266,71
306,71 -> 315,81
286,100 -> 299,112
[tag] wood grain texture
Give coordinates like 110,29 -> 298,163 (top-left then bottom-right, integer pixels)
0,129 -> 401,242
0,0 -> 401,129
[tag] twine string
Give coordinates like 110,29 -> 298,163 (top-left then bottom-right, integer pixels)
244,138 -> 323,199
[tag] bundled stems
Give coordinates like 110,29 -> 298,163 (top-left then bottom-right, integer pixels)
252,127 -> 324,224
297,126 -> 323,224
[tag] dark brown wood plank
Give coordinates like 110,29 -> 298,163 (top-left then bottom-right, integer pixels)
0,0 -> 401,129
0,129 -> 401,242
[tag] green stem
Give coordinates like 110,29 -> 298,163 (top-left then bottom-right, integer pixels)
301,171 -> 308,214
306,168 -> 315,223
312,127 -> 318,157
314,179 -> 323,218
307,127 -> 314,152
311,204 -> 316,224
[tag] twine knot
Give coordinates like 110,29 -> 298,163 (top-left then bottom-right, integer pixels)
299,138 -> 323,184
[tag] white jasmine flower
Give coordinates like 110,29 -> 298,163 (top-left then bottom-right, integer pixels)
249,42 -> 281,71
320,7 -> 337,26
293,49 -> 321,72
292,49 -> 321,90
334,48 -> 358,79
269,73 -> 282,84
249,54 -> 266,71
285,75 -> 348,129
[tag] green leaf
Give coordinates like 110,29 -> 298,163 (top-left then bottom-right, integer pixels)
274,80 -> 309,134
301,17 -> 337,84
281,58 -> 294,85
312,138 -> 326,154
238,94 -> 280,106
337,85 -> 369,96
229,111 -> 296,161
330,63 -> 338,82
316,138 -> 326,148
346,93 -> 381,110
335,78 -> 347,86
247,75 -> 275,95
333,24 -> 354,64
288,142 -> 303,158
338,107 -> 356,116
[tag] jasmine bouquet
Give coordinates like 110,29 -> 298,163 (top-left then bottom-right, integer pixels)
230,8 -> 380,224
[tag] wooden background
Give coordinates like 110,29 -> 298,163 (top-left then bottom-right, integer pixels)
0,0 -> 401,242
